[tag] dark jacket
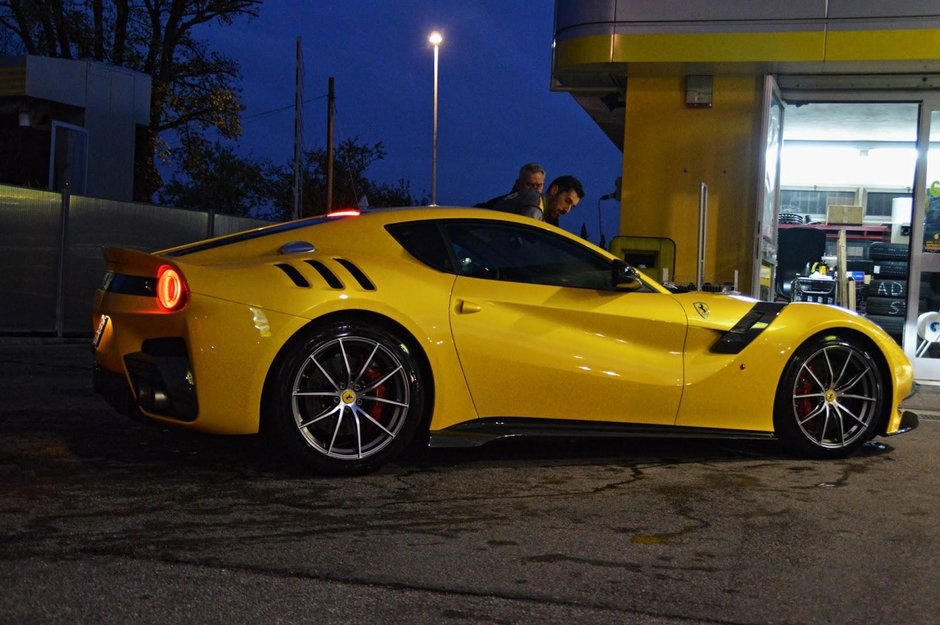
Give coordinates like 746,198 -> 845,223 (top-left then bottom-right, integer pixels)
487,188 -> 543,221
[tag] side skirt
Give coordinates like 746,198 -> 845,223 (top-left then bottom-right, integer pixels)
428,417 -> 776,449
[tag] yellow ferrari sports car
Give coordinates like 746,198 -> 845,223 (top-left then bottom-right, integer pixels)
92,207 -> 919,474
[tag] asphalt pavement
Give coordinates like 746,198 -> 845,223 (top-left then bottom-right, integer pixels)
1,339 -> 939,625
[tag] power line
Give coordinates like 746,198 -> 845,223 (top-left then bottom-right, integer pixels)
242,93 -> 329,124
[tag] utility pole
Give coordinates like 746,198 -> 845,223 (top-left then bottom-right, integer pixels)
292,37 -> 304,219
326,77 -> 335,213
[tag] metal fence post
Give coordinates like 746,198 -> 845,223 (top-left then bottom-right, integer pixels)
54,187 -> 71,337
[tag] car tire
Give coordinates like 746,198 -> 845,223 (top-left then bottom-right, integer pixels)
867,278 -> 907,299
868,242 -> 909,261
865,296 -> 906,316
864,314 -> 904,340
871,260 -> 908,279
773,334 -> 883,459
266,319 -> 426,475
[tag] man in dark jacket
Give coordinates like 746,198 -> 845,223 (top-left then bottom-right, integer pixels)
474,162 -> 545,210
491,175 -> 585,226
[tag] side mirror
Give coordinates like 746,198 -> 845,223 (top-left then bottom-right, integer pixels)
612,259 -> 643,291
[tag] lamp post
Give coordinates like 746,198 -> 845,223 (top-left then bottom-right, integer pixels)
429,30 -> 442,206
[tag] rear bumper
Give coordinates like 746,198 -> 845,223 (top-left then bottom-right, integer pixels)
93,339 -> 197,422
92,292 -> 296,434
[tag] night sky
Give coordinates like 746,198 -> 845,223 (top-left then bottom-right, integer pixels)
199,0 -> 623,240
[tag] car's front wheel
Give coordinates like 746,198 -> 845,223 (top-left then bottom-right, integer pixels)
773,335 -> 884,458
267,320 -> 426,474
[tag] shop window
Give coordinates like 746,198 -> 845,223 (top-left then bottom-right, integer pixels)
780,189 -> 855,218
781,188 -> 912,222
865,190 -> 912,219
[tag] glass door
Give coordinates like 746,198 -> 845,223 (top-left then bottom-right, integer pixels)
905,99 -> 940,381
754,75 -> 785,300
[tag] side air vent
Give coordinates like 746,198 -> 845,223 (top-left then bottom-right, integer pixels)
711,302 -> 785,354
305,260 -> 344,289
335,258 -> 376,291
275,263 -> 310,287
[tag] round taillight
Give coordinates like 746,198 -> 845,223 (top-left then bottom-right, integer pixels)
156,265 -> 187,311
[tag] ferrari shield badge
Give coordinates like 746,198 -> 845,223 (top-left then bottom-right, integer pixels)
693,302 -> 709,319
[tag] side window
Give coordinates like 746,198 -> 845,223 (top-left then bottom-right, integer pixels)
443,222 -> 615,290
385,221 -> 453,273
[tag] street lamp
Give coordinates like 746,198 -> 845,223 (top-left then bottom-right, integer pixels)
429,30 -> 442,206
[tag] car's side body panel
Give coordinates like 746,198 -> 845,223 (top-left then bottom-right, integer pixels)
450,278 -> 687,424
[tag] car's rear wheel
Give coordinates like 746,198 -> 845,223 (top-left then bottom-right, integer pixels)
268,320 -> 426,474
773,335 -> 883,458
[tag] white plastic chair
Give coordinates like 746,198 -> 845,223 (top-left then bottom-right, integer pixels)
915,311 -> 940,358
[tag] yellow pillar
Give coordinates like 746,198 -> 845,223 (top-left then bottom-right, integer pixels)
620,74 -> 763,292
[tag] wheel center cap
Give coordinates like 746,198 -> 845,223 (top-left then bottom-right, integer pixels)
824,389 -> 837,403
341,389 -> 357,405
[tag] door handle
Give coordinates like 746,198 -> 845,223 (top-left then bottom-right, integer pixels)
455,299 -> 482,314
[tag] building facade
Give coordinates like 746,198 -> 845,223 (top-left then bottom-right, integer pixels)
0,55 -> 151,201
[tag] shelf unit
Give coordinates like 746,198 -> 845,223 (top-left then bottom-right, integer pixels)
778,223 -> 889,242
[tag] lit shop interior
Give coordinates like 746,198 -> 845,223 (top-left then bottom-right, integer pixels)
778,101 -> 938,345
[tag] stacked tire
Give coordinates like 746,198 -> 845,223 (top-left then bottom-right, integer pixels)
865,242 -> 909,343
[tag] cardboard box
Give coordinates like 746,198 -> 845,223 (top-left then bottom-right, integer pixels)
826,205 -> 864,225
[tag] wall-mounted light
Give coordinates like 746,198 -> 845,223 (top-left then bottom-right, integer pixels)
685,75 -> 713,108
18,109 -> 32,127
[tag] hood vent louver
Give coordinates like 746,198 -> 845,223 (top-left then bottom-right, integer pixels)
305,260 -> 344,289
335,258 -> 376,291
273,258 -> 377,291
275,263 -> 310,287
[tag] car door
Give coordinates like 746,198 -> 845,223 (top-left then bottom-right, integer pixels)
444,221 -> 688,425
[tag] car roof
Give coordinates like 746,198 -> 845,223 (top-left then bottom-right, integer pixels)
158,206 -> 594,258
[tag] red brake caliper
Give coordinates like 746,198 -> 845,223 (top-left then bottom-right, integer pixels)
364,367 -> 387,423
796,367 -> 816,426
